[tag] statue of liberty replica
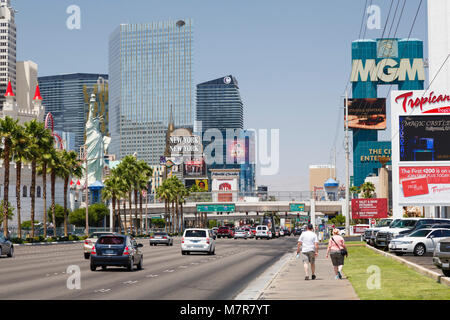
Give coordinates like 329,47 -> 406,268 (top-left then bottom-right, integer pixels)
84,93 -> 111,186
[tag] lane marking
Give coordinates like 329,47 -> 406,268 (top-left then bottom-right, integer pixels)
178,265 -> 188,269
94,289 -> 111,293
146,274 -> 159,278
163,269 -> 175,273
123,280 -> 139,285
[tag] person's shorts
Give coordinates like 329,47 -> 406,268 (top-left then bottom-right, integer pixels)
301,251 -> 315,264
330,251 -> 345,266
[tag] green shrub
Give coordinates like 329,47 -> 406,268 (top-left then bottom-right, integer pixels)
10,238 -> 24,244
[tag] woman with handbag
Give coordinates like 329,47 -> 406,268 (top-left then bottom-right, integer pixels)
325,228 -> 348,280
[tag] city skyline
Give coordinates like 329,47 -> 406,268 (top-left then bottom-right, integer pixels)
13,0 -> 428,191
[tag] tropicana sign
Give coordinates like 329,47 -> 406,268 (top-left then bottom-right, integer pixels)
395,91 -> 450,113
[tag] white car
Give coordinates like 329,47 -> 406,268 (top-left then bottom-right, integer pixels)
234,229 -> 248,240
389,228 -> 450,256
181,228 -> 215,255
83,232 -> 117,259
255,225 -> 272,240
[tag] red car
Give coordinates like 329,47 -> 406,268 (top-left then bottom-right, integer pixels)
217,226 -> 235,238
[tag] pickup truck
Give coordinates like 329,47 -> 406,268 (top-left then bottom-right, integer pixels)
217,226 -> 235,238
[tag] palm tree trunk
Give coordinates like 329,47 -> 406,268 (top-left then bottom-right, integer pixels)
128,191 -> 133,234
122,198 -> 127,232
16,161 -> 22,239
164,200 -> 168,233
139,192 -> 143,235
111,195 -> 116,232
63,177 -> 69,237
30,161 -> 37,239
175,198 -> 179,234
134,189 -> 139,234
180,204 -> 184,234
42,162 -> 47,238
3,143 -> 10,238
51,171 -> 56,237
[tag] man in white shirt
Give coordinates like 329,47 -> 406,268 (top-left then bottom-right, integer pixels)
296,224 -> 319,280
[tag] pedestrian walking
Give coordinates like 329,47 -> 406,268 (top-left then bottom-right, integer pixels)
326,228 -> 348,280
296,224 -> 319,280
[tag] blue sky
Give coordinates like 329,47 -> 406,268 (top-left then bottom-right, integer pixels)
15,0 -> 428,190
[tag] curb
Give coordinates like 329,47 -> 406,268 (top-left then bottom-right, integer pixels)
365,244 -> 450,287
14,237 -> 152,247
234,252 -> 292,300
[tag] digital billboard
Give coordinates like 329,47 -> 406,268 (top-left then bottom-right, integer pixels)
399,116 -> 450,162
345,98 -> 386,130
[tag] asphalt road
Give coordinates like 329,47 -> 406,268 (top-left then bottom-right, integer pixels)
0,236 -> 298,300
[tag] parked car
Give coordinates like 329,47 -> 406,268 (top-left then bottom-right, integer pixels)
336,227 -> 346,236
234,229 -> 248,240
217,226 -> 234,238
90,235 -> 143,271
255,225 -> 272,240
393,218 -> 450,238
149,232 -> 173,246
433,236 -> 450,277
363,218 -> 394,246
84,231 -> 117,259
389,228 -> 450,256
181,228 -> 215,255
0,233 -> 13,258
376,218 -> 423,249
283,229 -> 291,236
293,228 -> 303,236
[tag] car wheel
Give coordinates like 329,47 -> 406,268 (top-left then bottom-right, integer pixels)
90,262 -> 97,271
0,247 -> 2,257
181,251 -> 186,255
102,266 -> 107,271
166,243 -> 170,246
84,252 -> 90,259
137,257 -> 143,270
186,251 -> 190,255
211,247 -> 215,255
443,269 -> 450,277
7,246 -> 13,258
127,259 -> 134,271
170,242 -> 173,246
413,243 -> 426,256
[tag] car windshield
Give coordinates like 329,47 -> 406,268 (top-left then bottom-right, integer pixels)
376,220 -> 392,227
389,219 -> 402,228
408,229 -> 431,238
394,220 -> 418,228
90,233 -> 112,239
155,233 -> 167,236
185,230 -> 207,237
98,236 -> 125,244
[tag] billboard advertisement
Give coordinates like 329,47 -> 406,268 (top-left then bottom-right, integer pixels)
183,159 -> 206,177
345,98 -> 387,130
352,198 -> 388,219
392,90 -> 450,211
399,116 -> 450,161
195,179 -> 208,191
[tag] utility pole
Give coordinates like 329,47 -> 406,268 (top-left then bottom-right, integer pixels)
82,145 -> 89,236
344,90 -> 351,235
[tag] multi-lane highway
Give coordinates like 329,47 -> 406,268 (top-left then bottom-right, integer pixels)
0,236 -> 298,300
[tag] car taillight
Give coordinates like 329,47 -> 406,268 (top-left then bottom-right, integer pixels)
182,237 -> 184,243
206,238 -> 210,244
163,236 -> 167,239
123,246 -> 130,255
150,236 -> 154,239
91,246 -> 96,255
85,240 -> 91,245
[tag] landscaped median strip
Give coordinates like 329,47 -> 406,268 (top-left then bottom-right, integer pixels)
343,246 -> 450,300
365,244 -> 449,286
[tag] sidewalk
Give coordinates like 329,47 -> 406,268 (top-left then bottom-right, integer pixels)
258,249 -> 359,300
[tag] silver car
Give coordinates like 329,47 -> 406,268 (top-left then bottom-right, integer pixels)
150,232 -> 173,246
234,229 -> 249,240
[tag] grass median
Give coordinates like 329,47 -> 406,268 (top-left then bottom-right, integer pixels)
343,246 -> 450,300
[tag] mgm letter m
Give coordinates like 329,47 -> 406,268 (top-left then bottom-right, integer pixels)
351,38 -> 425,99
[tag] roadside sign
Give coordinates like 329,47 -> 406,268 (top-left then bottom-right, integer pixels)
197,204 -> 236,213
289,203 -> 305,212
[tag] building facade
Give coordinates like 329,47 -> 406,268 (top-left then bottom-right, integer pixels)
0,0 -> 16,106
109,20 -> 194,165
38,73 -> 109,152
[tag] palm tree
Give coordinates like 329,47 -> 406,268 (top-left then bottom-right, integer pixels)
137,160 -> 152,235
360,182 -> 376,199
60,150 -> 83,236
11,124 -> 30,239
47,149 -> 62,235
157,182 -> 171,233
177,184 -> 190,234
103,169 -> 123,233
0,116 -> 19,237
26,120 -> 53,238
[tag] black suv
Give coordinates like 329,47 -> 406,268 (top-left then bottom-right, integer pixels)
90,235 -> 143,271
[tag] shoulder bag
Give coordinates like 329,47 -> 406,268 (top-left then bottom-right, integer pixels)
331,236 -> 348,257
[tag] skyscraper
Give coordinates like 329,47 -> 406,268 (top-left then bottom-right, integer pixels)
109,20 -> 194,165
0,0 -> 16,105
38,73 -> 109,152
196,75 -> 243,133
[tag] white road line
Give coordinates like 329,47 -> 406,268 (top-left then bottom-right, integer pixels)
94,289 -> 111,293
163,269 -> 175,273
178,265 -> 188,269
190,262 -> 199,265
145,274 -> 159,278
123,280 -> 138,285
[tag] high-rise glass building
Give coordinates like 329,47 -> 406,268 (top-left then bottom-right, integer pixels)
38,73 -> 109,152
196,75 -> 254,192
109,20 -> 194,165
196,75 -> 243,133
0,0 -> 16,105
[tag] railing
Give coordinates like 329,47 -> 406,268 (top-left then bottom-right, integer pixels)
142,190 -> 346,204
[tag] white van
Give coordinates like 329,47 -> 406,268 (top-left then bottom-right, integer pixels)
181,228 -> 215,255
255,225 -> 272,240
